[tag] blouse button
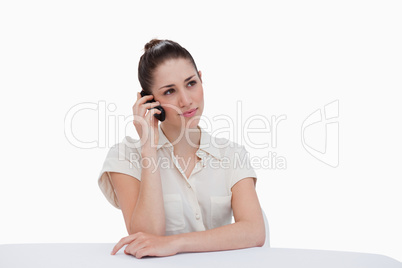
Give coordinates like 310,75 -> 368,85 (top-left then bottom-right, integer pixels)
187,184 -> 191,188
195,213 -> 200,220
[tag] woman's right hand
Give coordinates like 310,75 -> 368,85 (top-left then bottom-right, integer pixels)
132,92 -> 162,153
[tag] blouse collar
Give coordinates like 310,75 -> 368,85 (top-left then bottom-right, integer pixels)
156,124 -> 222,160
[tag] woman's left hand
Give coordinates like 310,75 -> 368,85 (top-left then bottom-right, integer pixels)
110,232 -> 179,259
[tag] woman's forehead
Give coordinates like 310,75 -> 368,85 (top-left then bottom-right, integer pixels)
154,58 -> 196,84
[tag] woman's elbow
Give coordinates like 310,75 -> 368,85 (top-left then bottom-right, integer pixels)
254,226 -> 266,247
251,220 -> 266,247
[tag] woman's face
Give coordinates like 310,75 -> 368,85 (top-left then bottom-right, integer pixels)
151,58 -> 204,130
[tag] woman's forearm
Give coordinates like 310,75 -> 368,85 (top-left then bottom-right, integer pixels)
174,219 -> 266,253
130,149 -> 165,235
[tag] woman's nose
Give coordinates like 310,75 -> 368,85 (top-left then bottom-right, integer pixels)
178,89 -> 192,107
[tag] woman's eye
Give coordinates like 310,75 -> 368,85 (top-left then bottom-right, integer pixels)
187,80 -> 197,87
164,88 -> 174,95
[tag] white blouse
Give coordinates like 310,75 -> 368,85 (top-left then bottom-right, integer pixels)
98,124 -> 257,236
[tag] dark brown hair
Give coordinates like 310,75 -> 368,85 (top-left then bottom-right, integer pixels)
138,39 -> 200,94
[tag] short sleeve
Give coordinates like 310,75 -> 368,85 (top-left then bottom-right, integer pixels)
230,145 -> 257,189
97,139 -> 142,209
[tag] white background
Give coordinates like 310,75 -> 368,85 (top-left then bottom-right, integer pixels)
1,0 -> 401,262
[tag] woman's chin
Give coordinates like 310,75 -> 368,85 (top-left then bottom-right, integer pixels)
186,118 -> 201,129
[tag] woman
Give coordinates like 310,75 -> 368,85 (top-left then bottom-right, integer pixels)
98,39 -> 266,258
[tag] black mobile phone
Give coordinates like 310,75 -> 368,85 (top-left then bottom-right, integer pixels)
140,90 -> 166,122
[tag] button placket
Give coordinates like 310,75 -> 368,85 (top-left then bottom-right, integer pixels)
192,150 -> 207,175
184,174 -> 203,224
196,150 -> 206,163
182,188 -> 204,224
171,150 -> 187,179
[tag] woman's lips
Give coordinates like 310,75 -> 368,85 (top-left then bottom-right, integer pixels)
181,108 -> 198,117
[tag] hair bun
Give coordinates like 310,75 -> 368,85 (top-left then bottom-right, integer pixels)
144,38 -> 163,52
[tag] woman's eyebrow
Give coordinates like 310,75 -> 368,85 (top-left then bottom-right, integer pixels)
158,75 -> 195,90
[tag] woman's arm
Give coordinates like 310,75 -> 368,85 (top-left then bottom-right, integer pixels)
176,177 -> 265,252
109,149 -> 165,236
111,177 -> 265,258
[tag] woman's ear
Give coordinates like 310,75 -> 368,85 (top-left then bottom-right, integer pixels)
198,70 -> 202,83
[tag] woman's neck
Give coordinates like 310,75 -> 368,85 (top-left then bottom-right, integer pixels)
160,123 -> 201,155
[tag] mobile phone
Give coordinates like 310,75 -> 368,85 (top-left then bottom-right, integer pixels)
140,90 -> 166,122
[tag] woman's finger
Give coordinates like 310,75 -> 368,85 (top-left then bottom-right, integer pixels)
145,101 -> 160,110
111,234 -> 137,255
135,248 -> 149,259
146,107 -> 161,123
138,94 -> 155,104
133,97 -> 159,116
125,240 -> 147,258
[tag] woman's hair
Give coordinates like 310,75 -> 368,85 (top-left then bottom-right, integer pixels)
138,39 -> 199,94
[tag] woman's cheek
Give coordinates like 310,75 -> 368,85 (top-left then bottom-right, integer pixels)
164,105 -> 180,119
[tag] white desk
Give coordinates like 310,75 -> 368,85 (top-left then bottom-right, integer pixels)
0,243 -> 401,268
